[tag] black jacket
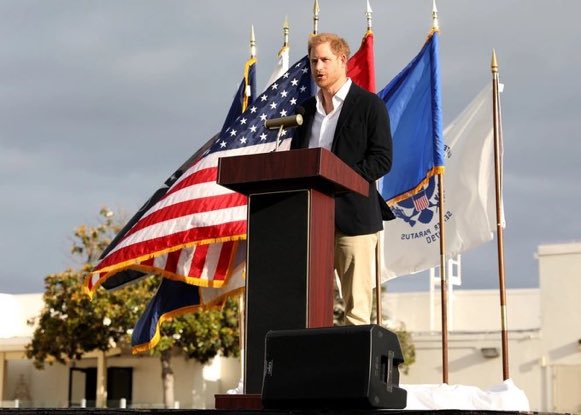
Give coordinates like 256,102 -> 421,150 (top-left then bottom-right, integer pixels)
291,83 -> 395,236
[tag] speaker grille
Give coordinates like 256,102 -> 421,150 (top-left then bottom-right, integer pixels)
262,325 -> 407,409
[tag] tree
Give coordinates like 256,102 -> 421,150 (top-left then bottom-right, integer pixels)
371,285 -> 416,374
26,208 -> 153,370
26,207 -> 240,408
26,208 -> 156,408
151,297 -> 240,408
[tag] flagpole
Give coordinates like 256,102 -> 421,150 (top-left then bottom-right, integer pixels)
313,0 -> 320,35
491,49 -> 510,380
283,16 -> 289,48
432,0 -> 449,384
366,0 -> 373,32
358,0 -> 382,327
239,25 -> 258,392
437,173 -> 449,384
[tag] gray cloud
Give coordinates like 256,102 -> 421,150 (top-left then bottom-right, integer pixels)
1,0 -> 580,293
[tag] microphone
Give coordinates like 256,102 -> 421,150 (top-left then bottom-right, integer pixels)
264,114 -> 303,130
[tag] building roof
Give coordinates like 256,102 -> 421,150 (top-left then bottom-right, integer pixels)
537,241 -> 581,257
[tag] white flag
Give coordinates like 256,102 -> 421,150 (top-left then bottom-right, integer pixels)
265,46 -> 290,89
382,85 -> 498,279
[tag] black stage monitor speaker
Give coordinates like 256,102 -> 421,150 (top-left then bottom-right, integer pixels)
262,324 -> 407,409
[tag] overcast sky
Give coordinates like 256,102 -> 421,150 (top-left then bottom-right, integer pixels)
1,0 -> 580,294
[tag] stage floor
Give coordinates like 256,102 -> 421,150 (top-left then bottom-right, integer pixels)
0,409 -> 565,415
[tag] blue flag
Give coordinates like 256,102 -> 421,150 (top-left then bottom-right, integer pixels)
132,279 -> 201,351
377,32 -> 444,205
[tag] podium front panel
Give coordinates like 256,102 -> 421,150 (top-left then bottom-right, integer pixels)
245,190 -> 310,393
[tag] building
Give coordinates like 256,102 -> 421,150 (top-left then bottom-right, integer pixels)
0,293 -> 239,409
385,241 -> 581,412
1,241 -> 580,411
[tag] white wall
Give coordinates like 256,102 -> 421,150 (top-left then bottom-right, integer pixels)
0,292 -> 241,409
2,354 -> 240,408
537,243 -> 581,412
5,359 -> 69,407
538,243 -> 581,366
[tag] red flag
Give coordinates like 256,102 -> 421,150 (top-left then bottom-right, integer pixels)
347,31 -> 375,93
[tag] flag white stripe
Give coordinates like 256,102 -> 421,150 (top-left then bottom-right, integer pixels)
154,253 -> 168,269
200,243 -> 221,281
143,180 -> 236,219
177,247 -> 195,276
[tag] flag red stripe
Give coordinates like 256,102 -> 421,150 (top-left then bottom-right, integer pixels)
162,166 -> 218,201
213,242 -> 235,282
189,244 -> 209,277
165,250 -> 181,274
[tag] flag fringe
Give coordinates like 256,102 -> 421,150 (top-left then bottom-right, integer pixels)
242,57 -> 257,110
425,27 -> 439,44
276,45 -> 289,59
386,165 -> 445,206
131,286 -> 245,354
85,233 -> 246,297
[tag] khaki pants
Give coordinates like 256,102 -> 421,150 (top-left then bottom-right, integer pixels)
334,230 -> 378,325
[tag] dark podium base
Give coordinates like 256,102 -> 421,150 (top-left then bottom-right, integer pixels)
214,394 -> 262,410
0,407 -> 561,415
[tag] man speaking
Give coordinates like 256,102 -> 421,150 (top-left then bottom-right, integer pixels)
291,33 -> 394,325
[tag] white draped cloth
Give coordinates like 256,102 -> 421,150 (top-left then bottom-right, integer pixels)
403,379 -> 530,411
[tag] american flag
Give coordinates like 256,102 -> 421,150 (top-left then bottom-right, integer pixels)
86,56 -> 312,296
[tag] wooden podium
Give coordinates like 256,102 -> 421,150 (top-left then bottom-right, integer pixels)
216,147 -> 368,404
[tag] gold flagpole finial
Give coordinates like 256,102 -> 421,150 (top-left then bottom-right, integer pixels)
366,0 -> 373,31
283,16 -> 289,48
491,49 -> 499,73
250,25 -> 256,58
432,0 -> 440,32
313,0 -> 320,35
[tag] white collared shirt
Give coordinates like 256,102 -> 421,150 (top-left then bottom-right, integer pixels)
308,78 -> 352,150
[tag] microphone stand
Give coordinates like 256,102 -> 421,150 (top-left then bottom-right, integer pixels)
273,126 -> 284,152
265,114 -> 303,152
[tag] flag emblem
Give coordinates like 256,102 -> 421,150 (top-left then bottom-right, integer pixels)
392,177 -> 438,228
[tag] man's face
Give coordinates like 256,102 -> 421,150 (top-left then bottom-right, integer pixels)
309,41 -> 347,91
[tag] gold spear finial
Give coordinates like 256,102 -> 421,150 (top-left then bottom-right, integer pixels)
250,25 -> 256,58
366,0 -> 373,31
283,16 -> 289,47
313,0 -> 320,35
491,49 -> 499,73
432,0 -> 440,32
